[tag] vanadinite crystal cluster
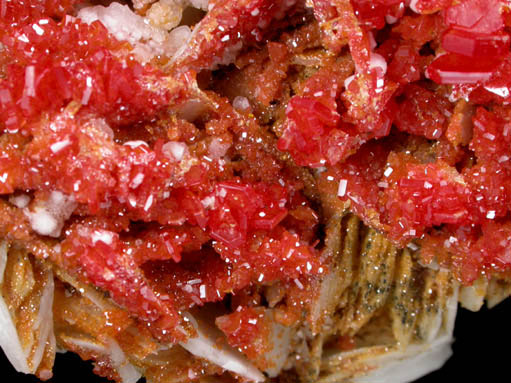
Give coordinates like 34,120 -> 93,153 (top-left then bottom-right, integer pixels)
1,0 -> 511,382
311,0 -> 511,285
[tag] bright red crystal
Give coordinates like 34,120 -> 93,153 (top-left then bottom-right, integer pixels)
216,307 -> 270,360
0,134 -> 26,194
476,221 -> 511,271
382,155 -> 472,241
352,0 -> 404,30
420,226 -> 482,284
470,107 -> 511,164
278,103 -> 361,167
394,84 -> 452,139
427,1 -> 510,86
410,0 -> 452,14
342,71 -> 398,137
277,65 -> 364,167
13,112 -> 177,215
207,181 -> 288,247
0,17 -> 184,132
426,53 -> 501,84
441,29 -> 510,58
393,14 -> 444,46
312,0 -> 372,70
422,220 -> 511,284
0,0 -> 79,25
60,225 -> 184,340
172,0 -> 299,72
143,250 -> 247,309
387,44 -> 422,85
320,142 -> 391,228
142,228 -> 321,311
443,0 -> 504,34
213,228 -> 322,284
465,163 -> 511,221
277,96 -> 340,167
0,0 -> 330,347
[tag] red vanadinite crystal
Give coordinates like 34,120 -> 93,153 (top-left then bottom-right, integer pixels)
0,134 -> 26,194
352,0 -> 404,30
387,44 -> 422,85
469,107 -> 511,164
476,221 -> 511,271
16,112 -> 176,214
465,163 -> 511,221
216,307 -> 270,360
277,96 -> 340,166
443,0 -> 504,34
420,225 -> 482,284
422,220 -> 511,285
141,227 -> 320,310
0,0 -> 328,343
394,84 -> 452,139
342,71 -> 398,138
60,225 -> 184,340
427,0 -> 510,85
213,227 -> 322,283
207,181 -> 288,247
172,0 -> 299,72
277,65 -> 364,167
0,17 -> 183,132
393,13 -> 444,46
441,29 -> 510,58
312,0 -> 372,70
426,53 -> 501,84
462,56 -> 511,104
0,0 -> 79,25
410,0 -> 452,14
320,141 -> 391,228
382,155 -> 472,242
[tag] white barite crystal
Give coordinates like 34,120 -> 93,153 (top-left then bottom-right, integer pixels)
0,243 -> 56,375
106,338 -> 142,383
233,96 -> 251,111
78,2 -> 192,63
0,242 -> 30,373
337,179 -> 348,197
189,0 -> 209,10
146,0 -> 186,30
208,137 -> 231,159
162,141 -> 188,162
409,0 -> 420,13
25,191 -> 77,238
60,335 -> 141,383
133,0 -> 208,12
369,53 -> 388,76
147,0 -> 209,30
353,336 -> 454,383
8,194 -> 31,209
180,313 -> 265,382
260,311 -> 293,377
459,277 -> 488,312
